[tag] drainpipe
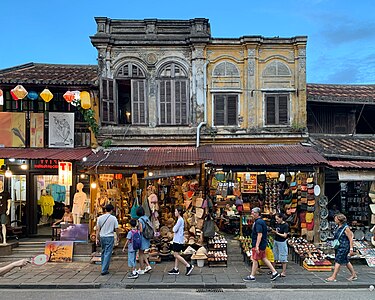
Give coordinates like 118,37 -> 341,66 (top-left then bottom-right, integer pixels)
196,61 -> 208,148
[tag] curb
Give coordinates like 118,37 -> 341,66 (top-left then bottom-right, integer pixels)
0,283 -> 101,289
102,282 -> 247,289
273,283 -> 373,289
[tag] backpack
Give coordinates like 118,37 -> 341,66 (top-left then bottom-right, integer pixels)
131,229 -> 142,250
140,216 -> 155,240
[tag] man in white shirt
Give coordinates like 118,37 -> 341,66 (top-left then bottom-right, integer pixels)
96,204 -> 119,275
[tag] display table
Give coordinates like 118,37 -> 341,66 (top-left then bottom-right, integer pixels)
51,225 -> 61,241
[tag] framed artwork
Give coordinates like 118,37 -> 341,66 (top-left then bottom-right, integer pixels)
0,112 -> 26,147
45,241 -> 74,262
30,112 -> 44,147
60,224 -> 89,243
48,112 -> 74,148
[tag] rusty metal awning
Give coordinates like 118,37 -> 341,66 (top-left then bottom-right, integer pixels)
0,147 -> 92,161
83,144 -> 327,169
328,160 -> 375,169
199,144 -> 327,166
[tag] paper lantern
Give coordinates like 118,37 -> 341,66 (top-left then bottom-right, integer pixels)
27,91 -> 39,101
80,91 -> 91,109
40,88 -> 53,102
70,90 -> 81,106
11,85 -> 28,100
63,91 -> 75,103
10,90 -> 18,100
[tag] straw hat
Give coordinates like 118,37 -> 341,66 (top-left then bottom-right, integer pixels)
191,246 -> 207,259
183,246 -> 196,255
166,218 -> 175,228
160,226 -> 170,237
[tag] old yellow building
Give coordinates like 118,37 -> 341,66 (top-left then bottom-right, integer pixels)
203,36 -> 307,145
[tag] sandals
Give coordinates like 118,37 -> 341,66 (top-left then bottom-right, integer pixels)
347,275 -> 358,281
325,278 -> 337,282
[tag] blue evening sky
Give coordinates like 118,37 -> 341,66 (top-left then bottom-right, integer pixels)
0,0 -> 374,84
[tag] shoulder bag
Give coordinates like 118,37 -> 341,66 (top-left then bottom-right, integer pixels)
332,225 -> 347,249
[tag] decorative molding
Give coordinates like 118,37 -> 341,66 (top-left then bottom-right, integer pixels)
248,60 -> 255,76
146,53 -> 158,65
248,49 -> 256,57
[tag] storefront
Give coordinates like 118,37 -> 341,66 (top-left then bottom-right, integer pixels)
0,148 -> 91,237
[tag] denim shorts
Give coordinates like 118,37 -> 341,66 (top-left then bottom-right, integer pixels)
273,241 -> 288,262
128,251 -> 137,268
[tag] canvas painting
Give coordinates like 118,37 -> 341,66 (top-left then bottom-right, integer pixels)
0,112 -> 26,147
60,224 -> 89,242
45,241 -> 74,263
48,112 -> 74,148
30,112 -> 44,147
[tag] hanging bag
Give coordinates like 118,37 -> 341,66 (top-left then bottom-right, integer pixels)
203,215 -> 215,238
130,197 -> 140,219
332,225 -> 347,249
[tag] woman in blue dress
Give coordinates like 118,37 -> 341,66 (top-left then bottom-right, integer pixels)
326,213 -> 357,282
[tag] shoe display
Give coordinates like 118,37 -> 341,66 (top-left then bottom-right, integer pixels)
144,265 -> 152,273
243,275 -> 256,282
270,272 -> 280,281
185,264 -> 194,276
168,268 -> 179,275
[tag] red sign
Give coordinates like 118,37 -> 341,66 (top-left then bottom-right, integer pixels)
33,159 -> 59,169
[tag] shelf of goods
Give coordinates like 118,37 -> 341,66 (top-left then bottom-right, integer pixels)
354,240 -> 375,267
207,235 -> 228,267
288,237 -> 332,271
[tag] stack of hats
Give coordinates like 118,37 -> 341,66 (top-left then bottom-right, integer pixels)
191,246 -> 208,267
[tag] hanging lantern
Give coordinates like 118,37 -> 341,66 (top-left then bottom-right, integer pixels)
63,91 -> 75,103
40,88 -> 53,103
27,91 -> 39,101
11,85 -> 28,100
80,91 -> 91,109
70,90 -> 80,106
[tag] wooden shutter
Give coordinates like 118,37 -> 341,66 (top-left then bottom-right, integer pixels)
227,95 -> 237,125
101,78 -> 116,124
266,95 -> 276,125
214,95 -> 225,125
159,80 -> 172,125
131,79 -> 147,125
174,80 -> 188,125
278,95 -> 288,124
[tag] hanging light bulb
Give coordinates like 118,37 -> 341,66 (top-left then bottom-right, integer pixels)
91,182 -> 97,189
5,167 -> 12,178
21,161 -> 28,170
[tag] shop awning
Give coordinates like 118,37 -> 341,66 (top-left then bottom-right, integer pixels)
199,144 -> 327,166
83,144 -> 326,169
0,147 -> 92,161
83,147 -> 201,168
338,171 -> 375,181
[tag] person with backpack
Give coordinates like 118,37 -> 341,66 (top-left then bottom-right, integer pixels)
122,219 -> 141,279
168,206 -> 194,276
136,206 -> 152,274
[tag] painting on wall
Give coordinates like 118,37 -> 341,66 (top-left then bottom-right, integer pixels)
30,112 -> 44,147
0,112 -> 26,147
45,241 -> 74,263
60,224 -> 89,243
48,112 -> 74,148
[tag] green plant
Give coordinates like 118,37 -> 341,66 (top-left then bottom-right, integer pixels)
102,139 -> 112,148
77,105 -> 99,138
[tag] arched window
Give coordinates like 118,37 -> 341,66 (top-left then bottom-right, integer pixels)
157,62 -> 189,125
101,62 -> 147,125
213,61 -> 239,77
263,61 -> 291,77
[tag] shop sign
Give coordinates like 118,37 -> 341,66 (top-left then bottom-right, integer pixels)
33,159 -> 59,169
58,161 -> 72,186
242,172 -> 257,193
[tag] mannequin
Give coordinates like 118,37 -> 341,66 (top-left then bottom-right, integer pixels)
72,182 -> 87,224
38,189 -> 55,224
0,181 -> 11,244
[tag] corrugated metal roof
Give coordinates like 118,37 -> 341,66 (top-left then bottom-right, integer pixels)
84,147 -> 200,167
0,148 -> 92,161
199,144 -> 327,166
83,144 -> 326,168
307,83 -> 375,104
328,161 -> 375,169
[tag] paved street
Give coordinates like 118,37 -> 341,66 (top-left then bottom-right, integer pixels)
0,288 -> 374,300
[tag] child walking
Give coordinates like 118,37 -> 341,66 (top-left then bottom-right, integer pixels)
123,219 -> 140,279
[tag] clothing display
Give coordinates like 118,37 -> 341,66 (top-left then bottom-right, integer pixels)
38,195 -> 55,216
46,184 -> 66,203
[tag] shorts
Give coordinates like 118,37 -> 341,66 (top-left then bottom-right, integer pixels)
252,248 -> 266,260
0,213 -> 7,225
273,241 -> 288,262
128,251 -> 137,268
172,242 -> 184,253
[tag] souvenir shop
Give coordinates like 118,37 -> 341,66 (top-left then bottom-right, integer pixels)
88,165 -> 219,262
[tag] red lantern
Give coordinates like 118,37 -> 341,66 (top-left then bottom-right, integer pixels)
63,91 -> 75,103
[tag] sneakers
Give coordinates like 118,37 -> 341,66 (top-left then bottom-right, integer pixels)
270,272 -> 280,281
243,275 -> 256,282
100,271 -> 109,276
185,264 -> 194,276
144,265 -> 152,273
168,268 -> 179,275
127,271 -> 138,279
137,269 -> 145,275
